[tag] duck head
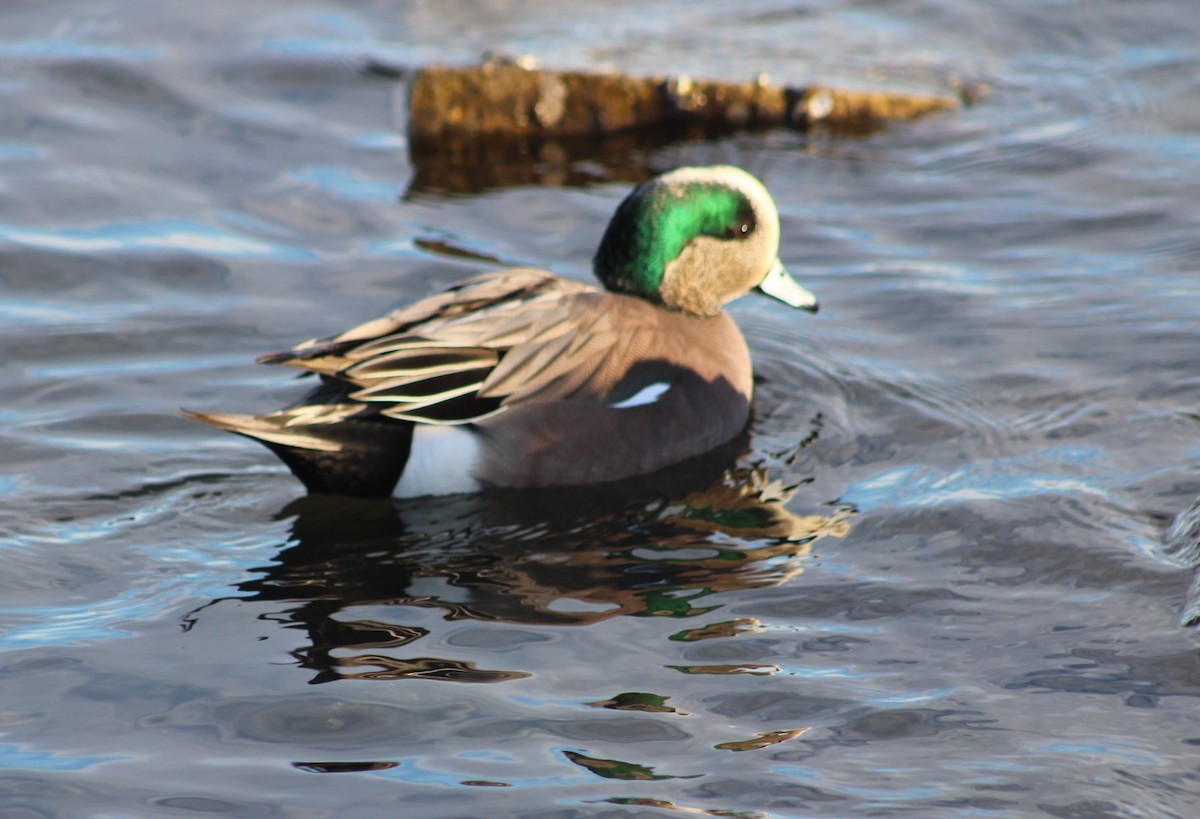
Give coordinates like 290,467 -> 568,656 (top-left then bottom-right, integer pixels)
592,165 -> 818,317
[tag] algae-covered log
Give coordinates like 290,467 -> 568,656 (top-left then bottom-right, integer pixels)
407,62 -> 960,142
388,60 -> 967,193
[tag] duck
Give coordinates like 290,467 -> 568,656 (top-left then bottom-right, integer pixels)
185,165 -> 818,498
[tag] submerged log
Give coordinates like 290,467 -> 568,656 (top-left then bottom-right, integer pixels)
407,62 -> 960,143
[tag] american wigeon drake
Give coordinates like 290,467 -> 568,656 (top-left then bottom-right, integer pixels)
186,165 -> 818,498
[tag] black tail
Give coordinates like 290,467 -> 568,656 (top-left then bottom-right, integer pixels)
184,410 -> 414,498
260,420 -> 413,497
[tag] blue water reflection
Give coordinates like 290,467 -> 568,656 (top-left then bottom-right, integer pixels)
287,165 -> 401,202
0,219 -> 314,259
0,744 -> 120,772
842,447 -> 1116,511
0,39 -> 161,60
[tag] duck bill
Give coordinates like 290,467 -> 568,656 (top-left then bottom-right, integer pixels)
756,259 -> 818,312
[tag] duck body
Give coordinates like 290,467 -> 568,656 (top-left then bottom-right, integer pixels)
187,166 -> 817,498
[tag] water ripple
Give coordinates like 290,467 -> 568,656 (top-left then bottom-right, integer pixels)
0,743 -> 121,772
0,219 -> 314,259
286,165 -> 401,202
842,446 -> 1118,511
0,38 -> 162,60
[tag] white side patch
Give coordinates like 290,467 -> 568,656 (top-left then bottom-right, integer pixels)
609,381 -> 672,409
394,424 -> 483,498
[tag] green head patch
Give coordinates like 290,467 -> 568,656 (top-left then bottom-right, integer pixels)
593,181 -> 756,299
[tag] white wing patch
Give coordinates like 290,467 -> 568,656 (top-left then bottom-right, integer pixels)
609,381 -> 672,409
394,424 -> 483,498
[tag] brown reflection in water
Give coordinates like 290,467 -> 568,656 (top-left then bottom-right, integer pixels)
411,238 -> 504,265
226,430 -> 851,684
600,796 -> 765,818
667,664 -> 779,676
564,750 -> 701,781
293,761 -> 400,774
670,618 -> 761,642
404,109 -> 893,198
331,654 -> 529,684
714,727 -> 810,752
407,126 -> 723,196
665,466 -> 850,543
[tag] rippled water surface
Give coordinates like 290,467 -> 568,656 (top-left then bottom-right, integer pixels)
5,1 -> 1200,816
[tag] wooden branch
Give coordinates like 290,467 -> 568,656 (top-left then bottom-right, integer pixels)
407,61 -> 960,142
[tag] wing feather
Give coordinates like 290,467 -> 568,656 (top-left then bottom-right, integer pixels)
247,269 -> 617,425
344,347 -> 501,380
350,367 -> 493,404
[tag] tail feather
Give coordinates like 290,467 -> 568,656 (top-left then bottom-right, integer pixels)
183,408 -> 413,498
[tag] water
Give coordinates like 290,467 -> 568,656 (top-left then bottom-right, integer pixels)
3,1 -> 1200,816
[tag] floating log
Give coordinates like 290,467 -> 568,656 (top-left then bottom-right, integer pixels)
407,61 -> 960,142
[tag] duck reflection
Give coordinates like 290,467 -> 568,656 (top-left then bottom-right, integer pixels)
234,434 -> 851,684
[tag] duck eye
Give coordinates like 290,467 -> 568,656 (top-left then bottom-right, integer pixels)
724,202 -> 756,240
